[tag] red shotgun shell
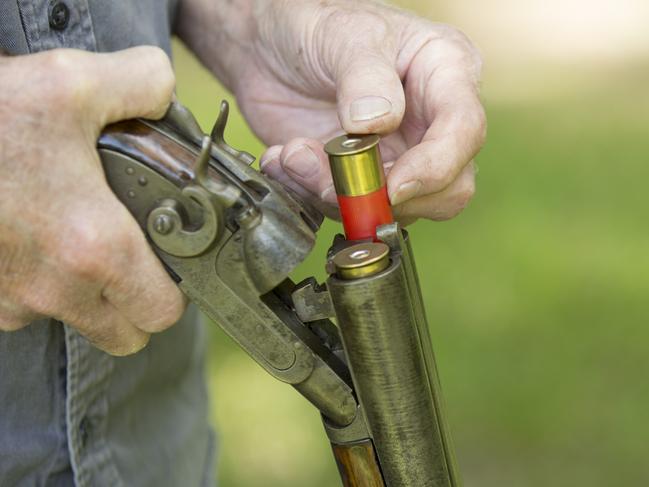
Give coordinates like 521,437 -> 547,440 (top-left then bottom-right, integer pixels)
324,134 -> 393,241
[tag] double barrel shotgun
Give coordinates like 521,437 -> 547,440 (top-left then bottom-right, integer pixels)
99,101 -> 461,487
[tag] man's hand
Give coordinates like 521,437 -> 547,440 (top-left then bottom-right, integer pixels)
178,0 -> 485,223
0,47 -> 185,355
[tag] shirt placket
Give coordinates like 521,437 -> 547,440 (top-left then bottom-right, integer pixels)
65,326 -> 123,487
15,2 -> 117,484
17,0 -> 97,53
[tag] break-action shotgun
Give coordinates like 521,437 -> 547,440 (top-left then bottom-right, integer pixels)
98,101 -> 461,486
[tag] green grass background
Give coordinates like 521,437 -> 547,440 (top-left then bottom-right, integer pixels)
172,4 -> 649,486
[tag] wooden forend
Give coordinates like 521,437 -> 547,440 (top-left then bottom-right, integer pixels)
332,440 -> 386,487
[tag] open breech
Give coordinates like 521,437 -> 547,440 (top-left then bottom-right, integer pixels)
98,101 -> 460,487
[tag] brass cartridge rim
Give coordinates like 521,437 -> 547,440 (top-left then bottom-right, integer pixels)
324,134 -> 380,156
324,134 -> 385,197
333,242 -> 390,280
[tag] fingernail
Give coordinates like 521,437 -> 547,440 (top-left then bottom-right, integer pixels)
350,96 -> 392,122
260,146 -> 283,172
283,145 -> 320,179
320,185 -> 337,204
390,180 -> 422,205
259,154 -> 277,172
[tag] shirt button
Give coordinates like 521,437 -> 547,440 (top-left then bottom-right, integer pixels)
49,2 -> 70,31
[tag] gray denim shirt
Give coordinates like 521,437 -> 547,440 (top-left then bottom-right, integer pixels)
0,2 -> 215,486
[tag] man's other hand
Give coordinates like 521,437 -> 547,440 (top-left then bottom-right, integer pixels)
0,47 -> 185,355
179,0 -> 486,224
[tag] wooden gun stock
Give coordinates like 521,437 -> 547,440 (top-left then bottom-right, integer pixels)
332,440 -> 385,487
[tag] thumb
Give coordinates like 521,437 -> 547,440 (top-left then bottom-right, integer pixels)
334,51 -> 405,135
81,46 -> 176,126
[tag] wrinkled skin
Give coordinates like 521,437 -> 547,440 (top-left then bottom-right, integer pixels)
0,1 -> 485,355
0,47 -> 185,354
178,0 -> 486,223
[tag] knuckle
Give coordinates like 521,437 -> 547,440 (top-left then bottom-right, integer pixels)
443,41 -> 473,66
41,49 -> 76,75
469,104 -> 488,147
0,316 -> 29,332
438,178 -> 475,221
436,25 -> 482,73
439,24 -> 476,52
425,158 -> 456,191
111,224 -> 139,258
20,287 -> 61,318
62,251 -> 104,282
407,20 -> 482,77
41,50 -> 93,107
430,205 -> 460,222
318,9 -> 394,68
435,209 -> 460,221
57,221 -> 114,281
321,9 -> 387,40
456,176 -> 476,207
149,48 -> 175,90
137,47 -> 175,114
83,317 -> 151,356
0,299 -> 32,331
142,296 -> 185,333
141,46 -> 172,72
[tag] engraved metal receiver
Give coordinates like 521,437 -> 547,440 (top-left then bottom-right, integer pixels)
99,101 -> 460,487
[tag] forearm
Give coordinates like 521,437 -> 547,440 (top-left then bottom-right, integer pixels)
175,0 -> 373,95
175,0 -> 265,92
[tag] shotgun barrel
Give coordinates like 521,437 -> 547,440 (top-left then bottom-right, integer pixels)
323,133 -> 460,486
325,227 -> 460,487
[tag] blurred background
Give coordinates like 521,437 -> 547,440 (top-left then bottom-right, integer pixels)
172,1 -> 649,485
